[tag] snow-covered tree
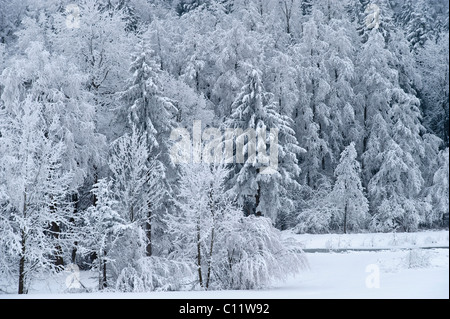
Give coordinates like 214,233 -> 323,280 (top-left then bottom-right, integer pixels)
0,0 -> 28,44
219,215 -> 308,290
387,30 -> 420,95
120,34 -> 177,152
293,10 -> 334,184
322,11 -> 360,158
0,40 -> 105,265
355,25 -> 431,232
330,143 -> 369,233
264,49 -> 298,117
158,72 -> 214,128
115,0 -> 141,32
211,23 -> 261,119
167,163 -> 307,290
301,0 -> 312,16
296,143 -> 369,234
51,0 -> 132,97
389,89 -> 428,170
356,29 -> 396,185
426,148 -> 449,226
417,34 -> 449,146
296,10 -> 331,135
167,164 -> 238,289
118,32 -> 179,257
368,140 -> 424,232
0,0 -> 448,293
360,0 -> 396,43
109,125 -> 149,224
295,181 -> 337,234
176,0 -> 208,16
177,11 -> 215,96
109,124 -> 165,257
82,179 -> 126,290
277,0 -> 301,39
50,0 -> 134,146
225,69 -> 304,222
1,41 -> 104,188
106,125 -> 179,292
0,97 -> 73,294
298,122 -> 330,190
115,253 -> 194,292
405,0 -> 433,52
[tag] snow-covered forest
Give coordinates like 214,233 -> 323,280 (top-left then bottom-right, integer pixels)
0,0 -> 448,296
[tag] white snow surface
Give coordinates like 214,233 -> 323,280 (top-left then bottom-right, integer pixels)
282,229 -> 450,250
1,231 -> 448,299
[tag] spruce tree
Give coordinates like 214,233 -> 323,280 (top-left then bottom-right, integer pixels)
225,69 -> 303,222
330,143 -> 369,233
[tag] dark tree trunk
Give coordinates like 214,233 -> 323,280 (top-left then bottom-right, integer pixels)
196,70 -> 199,92
48,190 -> 64,269
93,165 -> 99,206
344,203 -> 348,234
255,181 -> 262,217
102,253 -> 107,289
362,105 -> 369,189
71,244 -> 78,264
100,251 -> 108,290
70,193 -> 79,263
50,222 -> 64,270
130,206 -> 134,223
197,221 -> 203,288
18,230 -> 26,295
18,193 -> 27,294
206,226 -> 214,290
145,208 -> 152,257
363,105 -> 368,153
206,189 -> 215,290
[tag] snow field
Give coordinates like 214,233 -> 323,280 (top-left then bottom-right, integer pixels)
2,231 -> 448,299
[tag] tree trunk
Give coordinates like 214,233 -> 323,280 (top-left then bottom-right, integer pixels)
196,220 -> 203,288
196,70 -> 200,93
145,207 -> 152,257
130,205 -> 134,223
71,244 -> 78,264
206,226 -> 214,290
18,193 -> 27,294
282,0 -> 293,35
363,105 -> 368,153
206,189 -> 215,290
50,222 -> 64,270
312,79 -> 316,122
49,191 -> 64,269
18,229 -> 26,295
255,181 -> 262,217
362,105 -> 369,189
99,251 -> 108,290
102,251 -> 107,289
70,193 -> 78,263
344,203 -> 348,234
93,165 -> 98,206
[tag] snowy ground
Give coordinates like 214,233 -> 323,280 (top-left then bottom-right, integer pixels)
282,229 -> 450,251
1,230 -> 448,299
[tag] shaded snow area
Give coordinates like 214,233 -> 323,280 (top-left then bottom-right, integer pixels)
1,231 -> 448,299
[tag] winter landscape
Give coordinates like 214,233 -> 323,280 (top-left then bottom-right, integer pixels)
0,0 -> 449,300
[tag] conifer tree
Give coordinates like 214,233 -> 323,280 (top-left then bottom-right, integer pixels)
225,69 -> 303,222
330,143 -> 369,233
